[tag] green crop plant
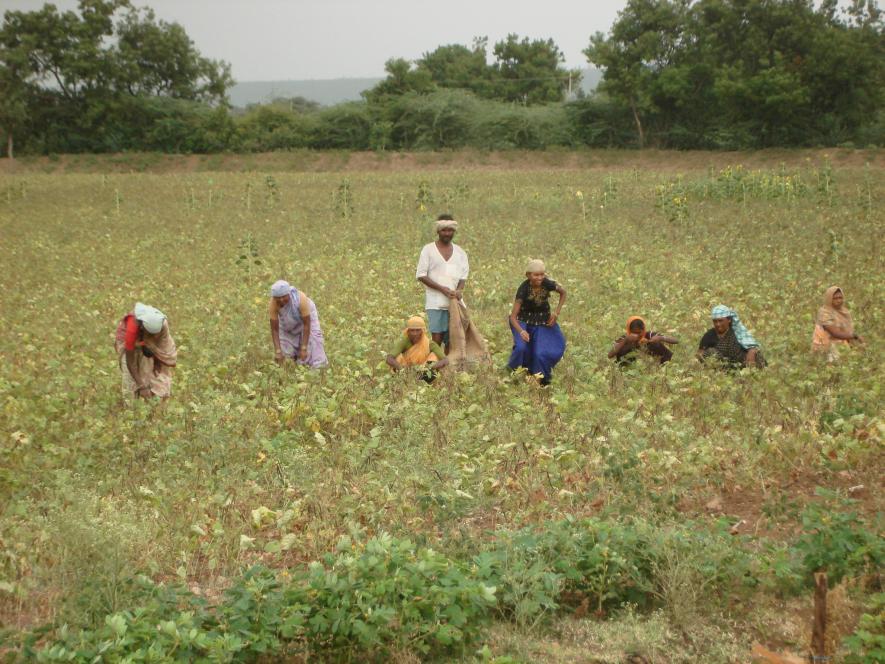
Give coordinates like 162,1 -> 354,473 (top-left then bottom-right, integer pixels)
0,152 -> 881,661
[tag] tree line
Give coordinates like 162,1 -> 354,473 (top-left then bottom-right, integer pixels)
1,0 -> 882,156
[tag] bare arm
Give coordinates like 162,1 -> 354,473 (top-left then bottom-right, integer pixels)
555,284 -> 566,314
455,279 -> 466,299
432,356 -> 449,370
648,334 -> 678,344
510,300 -> 530,342
270,318 -> 284,363
745,347 -> 760,367
386,354 -> 402,371
548,284 -> 566,325
299,295 -> 312,361
609,334 -> 641,359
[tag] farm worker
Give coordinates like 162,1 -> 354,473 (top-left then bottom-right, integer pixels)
416,214 -> 469,354
114,302 -> 177,399
697,305 -> 766,368
269,280 -> 328,368
609,316 -> 678,366
386,315 -> 449,382
507,259 -> 567,386
811,286 -> 863,361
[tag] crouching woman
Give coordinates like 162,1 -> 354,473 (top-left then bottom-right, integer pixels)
114,302 -> 177,399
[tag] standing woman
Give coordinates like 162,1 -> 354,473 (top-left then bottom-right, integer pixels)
811,286 -> 863,361
114,302 -> 177,399
507,259 -> 566,386
269,280 -> 328,368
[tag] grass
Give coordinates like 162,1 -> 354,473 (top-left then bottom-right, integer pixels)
0,153 -> 882,661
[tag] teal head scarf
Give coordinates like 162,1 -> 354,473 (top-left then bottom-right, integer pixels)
711,305 -> 759,349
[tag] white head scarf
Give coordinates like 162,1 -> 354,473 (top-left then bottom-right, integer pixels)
526,259 -> 546,273
435,218 -> 458,231
270,280 -> 291,297
134,302 -> 166,334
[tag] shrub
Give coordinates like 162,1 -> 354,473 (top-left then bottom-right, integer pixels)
794,489 -> 884,587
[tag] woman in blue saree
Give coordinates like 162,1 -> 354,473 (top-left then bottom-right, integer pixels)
507,259 -> 567,386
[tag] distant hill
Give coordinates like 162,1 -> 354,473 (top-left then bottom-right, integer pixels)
230,68 -> 602,108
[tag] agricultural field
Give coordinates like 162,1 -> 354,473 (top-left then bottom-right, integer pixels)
0,151 -> 883,662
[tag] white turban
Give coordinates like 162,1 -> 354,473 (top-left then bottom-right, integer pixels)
526,259 -> 546,273
134,302 -> 166,334
270,280 -> 291,297
435,218 -> 458,231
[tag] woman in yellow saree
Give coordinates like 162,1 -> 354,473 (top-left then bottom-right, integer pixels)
386,316 -> 449,381
811,286 -> 864,361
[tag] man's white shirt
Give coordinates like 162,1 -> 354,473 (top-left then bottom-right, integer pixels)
416,242 -> 469,310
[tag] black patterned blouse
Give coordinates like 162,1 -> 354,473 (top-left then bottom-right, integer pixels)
515,278 -> 558,326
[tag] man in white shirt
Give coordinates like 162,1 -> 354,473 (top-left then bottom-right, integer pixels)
416,214 -> 469,351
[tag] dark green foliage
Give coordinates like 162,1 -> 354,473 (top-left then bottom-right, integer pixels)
472,103 -> 574,149
844,593 -> 885,664
12,518 -> 785,661
565,95 -> 637,147
236,105 -> 315,151
793,489 -> 884,586
310,102 -> 372,150
366,34 -> 576,106
585,0 -> 885,148
490,34 -> 578,104
0,0 -> 232,156
417,39 -> 493,97
20,536 -> 496,662
385,90 -> 478,150
1,2 -> 882,154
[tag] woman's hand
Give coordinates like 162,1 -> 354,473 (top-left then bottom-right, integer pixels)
546,313 -> 558,326
520,329 -> 530,343
852,334 -> 866,345
299,346 -> 308,362
274,349 -> 285,365
137,386 -> 152,398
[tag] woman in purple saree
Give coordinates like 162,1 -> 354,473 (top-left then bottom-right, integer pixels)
269,280 -> 328,368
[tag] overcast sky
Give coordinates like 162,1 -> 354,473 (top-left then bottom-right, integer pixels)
4,0 -> 629,81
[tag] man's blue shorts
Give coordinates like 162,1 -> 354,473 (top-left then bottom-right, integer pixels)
426,309 -> 449,344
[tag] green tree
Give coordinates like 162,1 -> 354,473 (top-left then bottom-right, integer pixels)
385,89 -> 478,149
416,39 -> 493,96
0,0 -> 232,154
491,34 -> 578,104
584,0 -> 690,147
236,105 -> 314,151
311,102 -> 372,149
0,53 -> 30,157
363,58 -> 436,103
113,6 -> 231,103
585,0 -> 885,148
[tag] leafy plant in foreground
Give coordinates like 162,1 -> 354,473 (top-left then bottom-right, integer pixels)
793,489 -> 884,587
844,592 -> 885,664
